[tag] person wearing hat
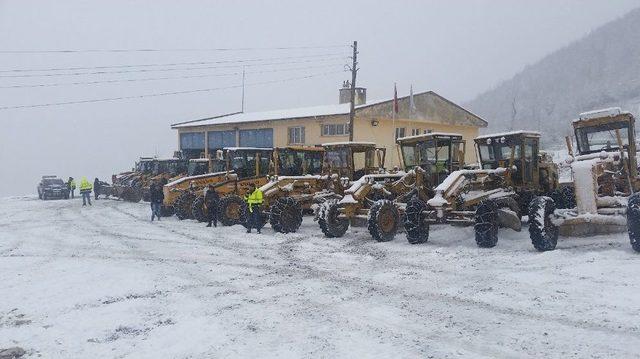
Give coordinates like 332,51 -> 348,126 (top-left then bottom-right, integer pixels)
204,183 -> 220,227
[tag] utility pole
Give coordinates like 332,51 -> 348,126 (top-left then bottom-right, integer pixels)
241,66 -> 246,113
348,41 -> 358,141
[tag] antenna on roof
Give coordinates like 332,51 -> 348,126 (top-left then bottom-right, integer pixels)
241,66 -> 246,113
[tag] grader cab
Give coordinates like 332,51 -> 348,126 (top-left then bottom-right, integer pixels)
528,108 -> 640,251
317,134 -> 464,242
405,131 -> 559,247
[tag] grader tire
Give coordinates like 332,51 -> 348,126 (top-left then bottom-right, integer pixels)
269,197 -> 303,234
528,196 -> 559,251
318,199 -> 349,238
474,200 -> 499,248
174,192 -> 196,220
191,195 -> 208,223
627,193 -> 640,252
368,199 -> 399,242
218,195 -> 247,226
404,198 -> 429,244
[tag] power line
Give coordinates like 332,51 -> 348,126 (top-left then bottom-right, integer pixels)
0,45 -> 348,54
0,52 -> 347,73
0,70 -> 345,110
0,63 -> 344,89
0,56 -> 347,78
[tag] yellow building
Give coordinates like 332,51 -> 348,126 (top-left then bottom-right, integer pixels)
171,87 -> 487,166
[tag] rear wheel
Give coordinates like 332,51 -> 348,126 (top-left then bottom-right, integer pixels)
550,186 -> 576,209
404,198 -> 429,244
269,197 -> 303,233
627,193 -> 640,252
368,199 -> 399,242
218,195 -> 247,226
318,199 -> 349,238
191,195 -> 208,222
528,196 -> 559,251
174,192 -> 196,220
474,200 -> 499,248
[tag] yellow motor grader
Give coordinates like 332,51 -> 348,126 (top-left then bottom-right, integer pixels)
168,147 -> 273,221
111,157 -> 188,203
317,134 -> 465,242
408,131 -> 559,247
527,108 -> 640,252
260,143 -> 384,234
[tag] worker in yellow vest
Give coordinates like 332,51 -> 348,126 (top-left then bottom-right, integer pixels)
79,177 -> 93,206
244,183 -> 263,234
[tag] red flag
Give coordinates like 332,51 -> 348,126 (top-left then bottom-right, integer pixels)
393,83 -> 399,114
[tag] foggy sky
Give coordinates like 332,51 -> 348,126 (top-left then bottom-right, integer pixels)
1,0 -> 639,197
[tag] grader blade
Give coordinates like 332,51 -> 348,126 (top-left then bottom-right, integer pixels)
497,208 -> 521,232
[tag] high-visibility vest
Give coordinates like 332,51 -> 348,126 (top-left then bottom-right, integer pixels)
79,178 -> 93,191
245,189 -> 263,211
70,180 -> 76,189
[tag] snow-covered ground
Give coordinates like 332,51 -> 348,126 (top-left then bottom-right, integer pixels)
1,197 -> 640,358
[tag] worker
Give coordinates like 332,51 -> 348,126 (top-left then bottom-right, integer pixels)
67,177 -> 76,199
204,184 -> 220,227
94,178 -> 101,200
244,183 -> 263,234
149,181 -> 164,221
79,177 -> 93,206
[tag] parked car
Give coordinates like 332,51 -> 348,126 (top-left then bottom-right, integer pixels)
37,176 -> 69,200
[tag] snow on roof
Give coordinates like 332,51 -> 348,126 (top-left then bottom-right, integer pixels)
574,107 -> 632,122
475,130 -> 541,140
223,147 -> 273,151
396,132 -> 463,142
321,141 -> 376,147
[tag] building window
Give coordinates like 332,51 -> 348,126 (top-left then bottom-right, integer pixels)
411,128 -> 421,136
395,127 -> 406,140
288,126 -> 305,144
239,128 -> 273,148
424,129 -> 433,134
322,123 -> 350,136
180,132 -> 205,150
208,130 -> 236,150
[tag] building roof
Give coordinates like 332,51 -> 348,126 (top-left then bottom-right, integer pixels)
171,90 -> 487,129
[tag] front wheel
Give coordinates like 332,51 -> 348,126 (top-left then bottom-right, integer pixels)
404,198 -> 429,244
475,200 -> 499,248
318,199 -> 349,238
368,199 -> 400,242
528,196 -> 559,251
191,195 -> 208,223
218,195 -> 247,226
269,197 -> 303,233
627,193 -> 640,252
174,192 -> 196,220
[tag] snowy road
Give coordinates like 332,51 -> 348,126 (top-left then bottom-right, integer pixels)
1,196 -> 640,358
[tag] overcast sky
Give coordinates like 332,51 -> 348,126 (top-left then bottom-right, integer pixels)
1,0 -> 639,197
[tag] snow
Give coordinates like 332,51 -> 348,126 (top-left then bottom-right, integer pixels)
576,107 -> 623,121
164,171 -> 229,187
571,158 -> 600,214
396,132 -> 463,141
474,130 -> 541,140
321,141 -> 376,147
3,197 -> 640,357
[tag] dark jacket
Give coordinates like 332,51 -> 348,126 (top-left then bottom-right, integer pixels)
150,184 -> 164,204
204,188 -> 220,209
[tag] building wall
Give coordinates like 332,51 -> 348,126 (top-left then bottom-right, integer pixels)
177,115 -> 480,167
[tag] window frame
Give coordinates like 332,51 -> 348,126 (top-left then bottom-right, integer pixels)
288,126 -> 305,145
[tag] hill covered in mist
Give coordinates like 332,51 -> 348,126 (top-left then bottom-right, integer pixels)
466,7 -> 640,144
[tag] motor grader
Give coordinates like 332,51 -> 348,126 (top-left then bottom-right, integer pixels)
161,157 -> 227,217
527,108 -> 640,252
112,157 -> 188,202
259,143 -> 379,234
317,134 -> 465,242
187,146 -> 326,225
170,148 -> 272,221
405,131 -> 559,247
